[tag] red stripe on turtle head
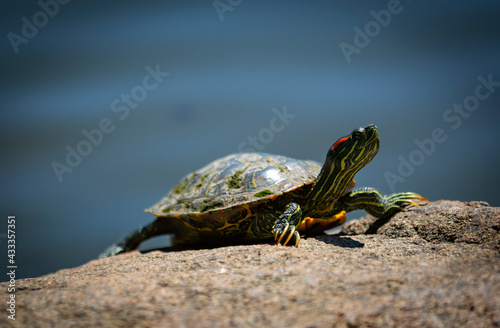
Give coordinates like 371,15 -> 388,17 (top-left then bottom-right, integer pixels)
330,136 -> 350,151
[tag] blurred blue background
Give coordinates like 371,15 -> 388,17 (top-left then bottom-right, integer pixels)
1,0 -> 499,281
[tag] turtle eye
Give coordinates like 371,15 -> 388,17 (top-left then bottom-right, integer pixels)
330,136 -> 350,151
352,129 -> 365,139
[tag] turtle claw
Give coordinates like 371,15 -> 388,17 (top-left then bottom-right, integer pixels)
376,192 -> 428,218
283,225 -> 298,246
275,222 -> 289,244
273,224 -> 300,247
395,193 -> 428,208
272,203 -> 302,247
406,201 -> 420,208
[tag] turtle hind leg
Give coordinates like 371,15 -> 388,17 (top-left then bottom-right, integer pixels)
98,242 -> 127,258
98,225 -> 147,258
298,211 -> 347,236
98,218 -> 173,258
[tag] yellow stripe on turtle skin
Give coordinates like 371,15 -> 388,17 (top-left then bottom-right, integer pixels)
308,146 -> 352,209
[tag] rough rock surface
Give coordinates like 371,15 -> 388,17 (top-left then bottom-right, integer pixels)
2,200 -> 499,328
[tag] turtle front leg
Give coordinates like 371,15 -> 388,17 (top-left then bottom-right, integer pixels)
338,187 -> 427,218
336,187 -> 428,233
272,203 -> 302,246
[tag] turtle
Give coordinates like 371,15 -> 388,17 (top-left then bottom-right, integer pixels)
99,124 -> 426,258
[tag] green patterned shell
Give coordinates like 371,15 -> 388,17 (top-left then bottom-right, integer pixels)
146,153 -> 321,217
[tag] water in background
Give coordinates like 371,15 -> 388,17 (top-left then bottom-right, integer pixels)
1,1 -> 499,281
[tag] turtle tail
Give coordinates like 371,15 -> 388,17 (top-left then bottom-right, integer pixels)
98,219 -> 172,258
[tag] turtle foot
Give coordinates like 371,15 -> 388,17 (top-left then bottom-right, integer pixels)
272,203 -> 302,246
386,192 -> 428,209
98,244 -> 125,259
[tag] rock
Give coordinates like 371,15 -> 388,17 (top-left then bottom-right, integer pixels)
2,201 -> 499,327
342,200 -> 500,250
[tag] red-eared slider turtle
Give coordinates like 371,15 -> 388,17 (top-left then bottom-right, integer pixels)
99,125 -> 426,257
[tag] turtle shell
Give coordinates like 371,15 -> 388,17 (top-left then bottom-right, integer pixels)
146,153 -> 321,217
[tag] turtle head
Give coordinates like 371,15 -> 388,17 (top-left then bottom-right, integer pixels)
306,125 -> 380,214
327,124 -> 379,166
